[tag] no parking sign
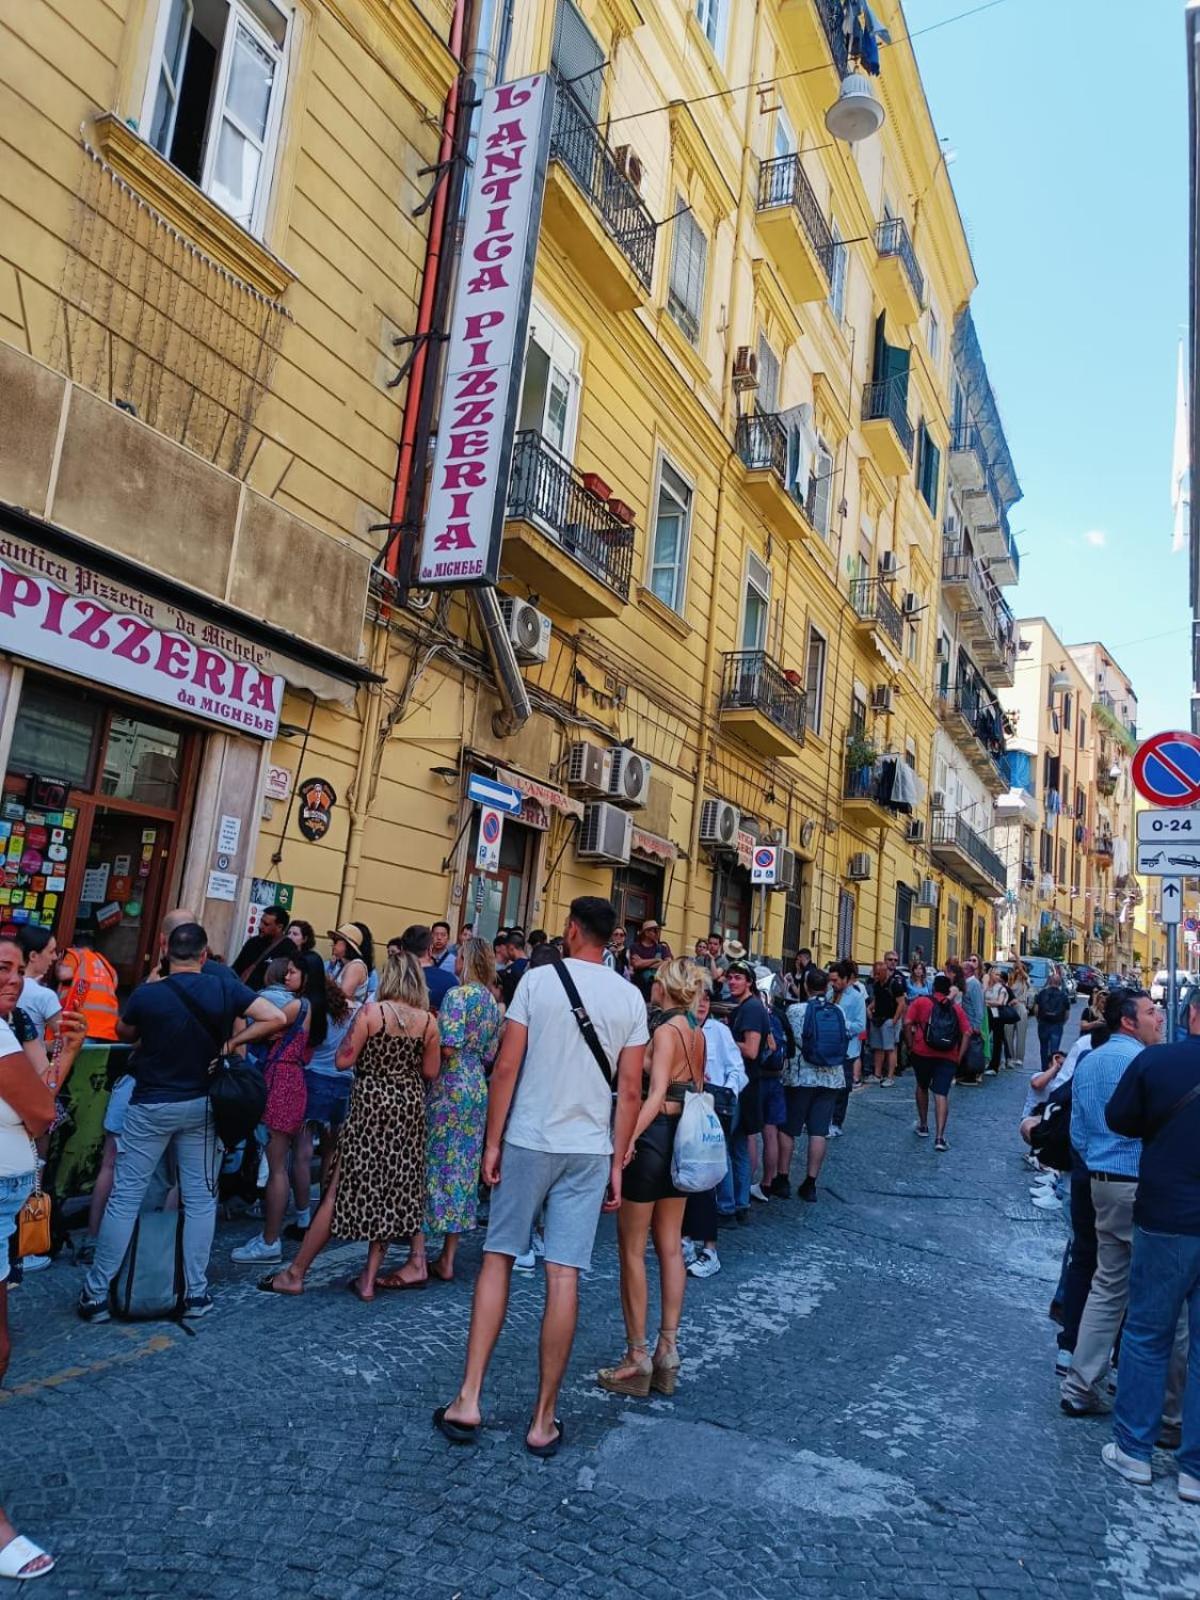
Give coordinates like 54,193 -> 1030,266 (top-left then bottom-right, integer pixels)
751,846 -> 778,885
476,806 -> 504,871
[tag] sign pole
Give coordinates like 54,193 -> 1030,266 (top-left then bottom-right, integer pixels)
1169,921 -> 1180,1044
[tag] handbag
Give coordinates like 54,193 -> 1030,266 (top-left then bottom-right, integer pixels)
164,978 -> 267,1148
997,1004 -> 1020,1027
16,1139 -> 51,1257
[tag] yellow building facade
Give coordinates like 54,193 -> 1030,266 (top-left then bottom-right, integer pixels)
0,0 -> 1015,978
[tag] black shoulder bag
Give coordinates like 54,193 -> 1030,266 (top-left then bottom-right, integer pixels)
165,977 -> 268,1148
1147,1080 -> 1200,1142
550,958 -> 614,1088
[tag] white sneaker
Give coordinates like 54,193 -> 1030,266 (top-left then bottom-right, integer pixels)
1102,1441 -> 1151,1486
20,1255 -> 52,1273
1055,1348 -> 1073,1376
231,1233 -> 281,1264
530,1229 -> 546,1258
687,1247 -> 721,1279
681,1238 -> 699,1267
828,1125 -> 843,1138
1031,1194 -> 1062,1212
1180,1471 -> 1200,1503
750,1184 -> 770,1203
513,1249 -> 537,1272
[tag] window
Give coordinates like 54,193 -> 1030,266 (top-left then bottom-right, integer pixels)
694,0 -> 729,59
810,437 -> 834,539
741,551 -> 771,651
836,888 -> 855,960
947,895 -> 959,959
1040,829 -> 1053,873
906,612 -> 919,662
904,738 -> 917,771
1079,713 -> 1087,750
915,420 -> 940,515
828,221 -> 847,321
668,199 -> 707,345
850,691 -> 867,738
1063,692 -> 1072,731
144,0 -> 289,235
518,304 -> 582,458
774,106 -> 796,159
756,335 -> 780,413
648,457 -> 693,612
926,304 -> 940,363
805,625 -> 827,734
1058,843 -> 1066,884
551,0 -> 604,118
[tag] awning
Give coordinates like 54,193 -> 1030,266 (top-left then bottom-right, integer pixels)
496,767 -> 583,820
632,827 -> 678,862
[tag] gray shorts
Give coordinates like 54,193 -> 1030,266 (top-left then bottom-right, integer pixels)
484,1143 -> 609,1271
869,1020 -> 899,1052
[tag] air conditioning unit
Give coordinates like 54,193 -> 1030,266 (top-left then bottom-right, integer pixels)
870,685 -> 894,713
771,846 -> 797,892
612,144 -> 644,189
918,877 -> 939,908
607,748 -> 652,808
931,789 -> 946,810
878,550 -> 899,577
732,345 -> 759,393
699,798 -> 740,851
906,819 -> 926,844
576,801 -> 632,863
499,596 -> 552,664
567,740 -> 612,796
902,591 -> 921,615
848,852 -> 871,881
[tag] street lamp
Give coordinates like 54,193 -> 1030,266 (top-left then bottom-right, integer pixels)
825,72 -> 886,143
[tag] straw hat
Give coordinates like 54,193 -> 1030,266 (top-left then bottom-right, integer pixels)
723,939 -> 747,961
328,923 -> 365,960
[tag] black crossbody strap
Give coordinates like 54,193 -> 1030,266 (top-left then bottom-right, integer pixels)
1149,1080 -> 1200,1141
164,977 -> 225,1057
550,958 -> 613,1088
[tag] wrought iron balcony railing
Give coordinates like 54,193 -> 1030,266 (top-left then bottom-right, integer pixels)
756,153 -> 834,279
506,430 -> 633,599
849,577 -> 904,651
815,0 -> 851,76
931,811 -> 1006,889
862,378 -> 915,462
719,650 -> 807,745
876,216 -> 925,308
550,79 -> 656,290
734,412 -> 816,516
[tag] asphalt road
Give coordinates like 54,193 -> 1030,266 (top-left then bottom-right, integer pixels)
3,1007 -> 1198,1599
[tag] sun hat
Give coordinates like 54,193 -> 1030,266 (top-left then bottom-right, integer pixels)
724,939 -> 747,961
328,923 -> 365,960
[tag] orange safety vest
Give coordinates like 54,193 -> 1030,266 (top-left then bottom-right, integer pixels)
56,947 -> 120,1042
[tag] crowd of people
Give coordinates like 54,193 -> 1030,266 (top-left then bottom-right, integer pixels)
1,901 -> 1196,1574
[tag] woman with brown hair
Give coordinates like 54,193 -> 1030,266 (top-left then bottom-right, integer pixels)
598,957 -> 706,1399
258,949 -> 439,1301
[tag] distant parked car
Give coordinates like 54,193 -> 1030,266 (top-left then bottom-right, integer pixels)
1150,970 -> 1192,1005
1071,964 -> 1104,996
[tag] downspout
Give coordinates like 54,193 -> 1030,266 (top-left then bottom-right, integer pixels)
684,0 -> 764,937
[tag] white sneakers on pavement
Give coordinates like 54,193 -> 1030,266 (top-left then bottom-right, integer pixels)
1101,1442 -> 1151,1486
687,1247 -> 721,1279
1180,1471 -> 1200,1504
231,1233 -> 281,1264
749,1183 -> 770,1203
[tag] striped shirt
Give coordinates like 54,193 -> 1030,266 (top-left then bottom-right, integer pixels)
1070,1032 -> 1145,1177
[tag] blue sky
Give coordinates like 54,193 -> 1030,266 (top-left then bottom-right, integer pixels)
911,0 -> 1190,736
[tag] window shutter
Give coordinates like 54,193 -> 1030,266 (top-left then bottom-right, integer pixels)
810,440 -> 833,536
551,0 -> 604,118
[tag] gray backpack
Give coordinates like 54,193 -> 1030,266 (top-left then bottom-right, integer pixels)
108,1207 -> 186,1322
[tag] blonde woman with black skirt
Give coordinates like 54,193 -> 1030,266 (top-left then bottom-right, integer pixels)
597,957 -> 706,1398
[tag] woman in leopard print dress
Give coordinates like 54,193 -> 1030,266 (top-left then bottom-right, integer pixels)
257,951 -> 440,1301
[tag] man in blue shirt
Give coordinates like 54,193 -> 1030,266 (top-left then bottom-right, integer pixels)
1100,989 -> 1200,1499
402,925 -> 457,1013
1060,988 -> 1163,1417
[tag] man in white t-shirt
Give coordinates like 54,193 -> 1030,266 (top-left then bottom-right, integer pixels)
436,896 -> 647,1457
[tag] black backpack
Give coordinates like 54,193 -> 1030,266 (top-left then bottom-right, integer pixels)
924,997 -> 962,1054
1038,986 -> 1069,1024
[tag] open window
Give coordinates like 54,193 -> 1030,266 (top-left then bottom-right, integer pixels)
518,303 -> 582,460
143,0 -> 290,235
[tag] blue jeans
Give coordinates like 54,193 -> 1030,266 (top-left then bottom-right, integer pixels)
1113,1227 -> 1200,1475
83,1096 -> 220,1303
1038,1023 -> 1064,1069
717,1100 -> 750,1213
0,1171 -> 34,1284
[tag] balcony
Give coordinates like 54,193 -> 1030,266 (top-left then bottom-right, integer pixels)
941,553 -> 1017,684
948,425 -> 987,493
734,413 -> 816,543
756,153 -> 833,305
843,757 -> 903,827
931,811 -> 1006,895
861,378 -> 915,476
1089,833 -> 1115,865
1098,690 -> 1138,743
1021,861 -> 1036,888
777,0 -> 849,93
991,519 -> 1020,586
876,217 -> 925,325
940,686 -> 1009,794
544,79 -> 657,312
1096,769 -> 1118,797
850,577 -> 905,655
503,431 -> 633,618
719,650 -> 807,759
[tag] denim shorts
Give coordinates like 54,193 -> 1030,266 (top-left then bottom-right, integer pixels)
0,1171 -> 35,1284
103,1073 -> 136,1136
758,1075 -> 787,1128
869,1020 -> 900,1052
303,1071 -> 351,1130
484,1142 -> 609,1270
784,1086 -> 837,1138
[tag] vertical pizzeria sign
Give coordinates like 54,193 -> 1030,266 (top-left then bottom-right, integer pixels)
418,74 -> 554,588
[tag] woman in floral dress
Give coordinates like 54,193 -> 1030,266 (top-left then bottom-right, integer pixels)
421,937 -> 502,1282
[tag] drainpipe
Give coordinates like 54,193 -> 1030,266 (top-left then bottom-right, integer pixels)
683,0 -> 765,940
474,587 -> 531,736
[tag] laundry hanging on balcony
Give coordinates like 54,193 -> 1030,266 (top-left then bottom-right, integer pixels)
780,403 -> 818,505
841,2 -> 890,76
880,753 -> 925,814
1112,836 -> 1130,877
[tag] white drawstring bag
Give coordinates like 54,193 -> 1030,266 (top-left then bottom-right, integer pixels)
670,1090 -> 728,1193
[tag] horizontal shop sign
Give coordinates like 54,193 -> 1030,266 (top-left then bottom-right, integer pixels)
0,548 -> 284,739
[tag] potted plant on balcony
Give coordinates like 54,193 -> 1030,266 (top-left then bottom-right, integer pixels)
581,470 -> 612,501
846,732 -> 879,774
607,496 -> 636,525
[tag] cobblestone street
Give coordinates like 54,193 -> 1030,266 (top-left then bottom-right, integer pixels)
4,1013 -> 1199,1600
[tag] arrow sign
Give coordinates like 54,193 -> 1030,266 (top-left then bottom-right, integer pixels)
467,773 -> 523,815
1162,879 -> 1183,925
